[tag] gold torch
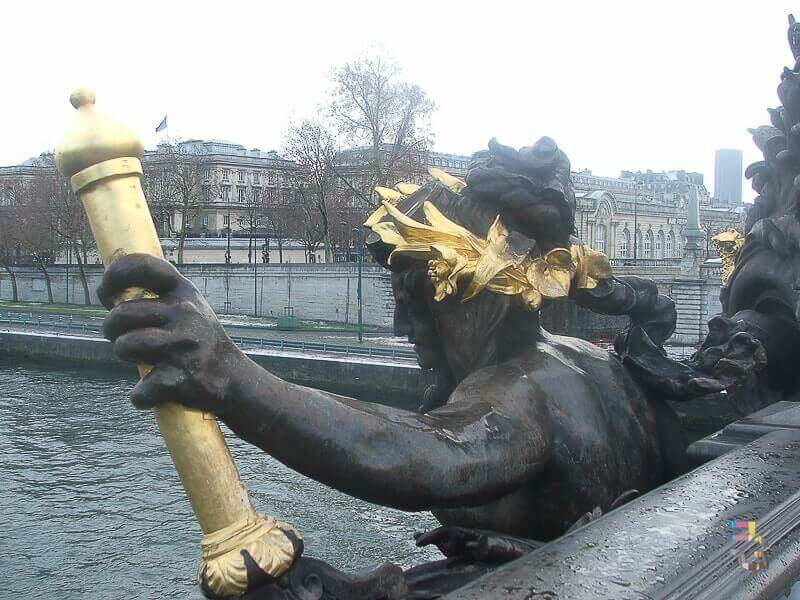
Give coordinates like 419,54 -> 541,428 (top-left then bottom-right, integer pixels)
55,89 -> 299,597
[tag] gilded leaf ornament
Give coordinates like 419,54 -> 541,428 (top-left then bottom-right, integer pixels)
368,197 -> 613,311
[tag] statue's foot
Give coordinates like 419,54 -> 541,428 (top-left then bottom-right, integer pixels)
241,557 -> 408,600
564,489 -> 640,534
414,526 -> 542,563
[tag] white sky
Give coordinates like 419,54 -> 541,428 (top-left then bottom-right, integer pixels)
1,1 -> 797,201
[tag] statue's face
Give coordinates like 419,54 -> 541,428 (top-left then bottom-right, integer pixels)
391,261 -> 516,380
391,265 -> 445,370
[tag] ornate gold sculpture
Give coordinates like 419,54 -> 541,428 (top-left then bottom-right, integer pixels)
55,89 -> 299,597
368,196 -> 613,311
363,168 -> 467,228
712,229 -> 744,285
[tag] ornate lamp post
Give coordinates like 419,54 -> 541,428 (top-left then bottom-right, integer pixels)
55,89 -> 299,598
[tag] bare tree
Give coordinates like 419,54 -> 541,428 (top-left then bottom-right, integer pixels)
261,196 -> 294,264
284,120 -> 338,262
12,178 -> 57,303
30,160 -> 95,304
237,186 -> 267,264
294,190 -> 326,263
0,183 -> 22,301
144,141 -> 218,264
328,53 -> 435,208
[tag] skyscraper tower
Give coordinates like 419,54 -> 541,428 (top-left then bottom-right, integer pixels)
714,149 -> 743,205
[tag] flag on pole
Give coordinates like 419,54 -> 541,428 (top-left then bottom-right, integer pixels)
155,115 -> 168,133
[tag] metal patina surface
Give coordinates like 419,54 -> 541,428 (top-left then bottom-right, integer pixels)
447,429 -> 800,600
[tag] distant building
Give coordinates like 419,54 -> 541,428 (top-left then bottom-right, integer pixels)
0,142 -> 743,265
713,149 -> 743,206
574,168 -> 742,262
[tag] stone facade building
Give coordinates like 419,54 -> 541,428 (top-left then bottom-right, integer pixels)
1,142 -> 743,265
572,168 -> 744,263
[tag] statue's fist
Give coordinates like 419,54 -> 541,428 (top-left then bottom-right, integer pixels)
98,253 -> 245,415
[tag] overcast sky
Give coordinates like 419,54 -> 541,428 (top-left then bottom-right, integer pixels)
1,1 -> 797,201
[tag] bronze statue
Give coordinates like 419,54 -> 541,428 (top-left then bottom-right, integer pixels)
95,133 -> 731,598
689,17 -> 800,415
52,13 -> 800,600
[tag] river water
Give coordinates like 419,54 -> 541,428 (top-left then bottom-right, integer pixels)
0,358 -> 440,599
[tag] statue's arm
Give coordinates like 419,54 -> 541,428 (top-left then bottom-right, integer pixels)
220,359 -> 548,510
98,254 -> 549,511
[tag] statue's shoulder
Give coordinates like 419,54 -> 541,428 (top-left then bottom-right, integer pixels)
532,333 -> 617,369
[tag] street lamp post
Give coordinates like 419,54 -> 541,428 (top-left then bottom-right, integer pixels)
352,226 -> 363,343
633,182 -> 640,264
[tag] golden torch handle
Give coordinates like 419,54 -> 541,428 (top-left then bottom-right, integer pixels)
55,89 -> 298,597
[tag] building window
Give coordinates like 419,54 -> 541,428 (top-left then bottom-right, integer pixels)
222,186 -> 231,203
201,214 -> 209,229
204,168 -> 211,181
644,230 -> 653,258
253,171 -> 260,185
237,170 -> 245,183
222,169 -> 230,182
619,230 -> 629,258
594,223 -> 606,254
223,215 -> 230,226
268,171 -> 276,185
656,231 -> 664,259
635,230 -> 643,258
238,187 -> 247,202
666,231 -> 674,257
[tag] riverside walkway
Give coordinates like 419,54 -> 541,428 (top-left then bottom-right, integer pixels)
0,304 -> 416,362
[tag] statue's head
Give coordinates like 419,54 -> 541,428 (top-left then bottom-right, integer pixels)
366,138 -> 610,392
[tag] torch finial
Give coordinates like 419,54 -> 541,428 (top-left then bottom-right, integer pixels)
55,87 -> 144,181
69,87 -> 96,110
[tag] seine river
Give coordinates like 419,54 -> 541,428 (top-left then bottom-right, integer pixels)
0,358 -> 439,599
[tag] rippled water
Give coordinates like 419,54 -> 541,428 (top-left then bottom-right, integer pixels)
0,358 -> 439,599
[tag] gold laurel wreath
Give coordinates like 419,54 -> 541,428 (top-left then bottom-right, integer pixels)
365,171 -> 613,311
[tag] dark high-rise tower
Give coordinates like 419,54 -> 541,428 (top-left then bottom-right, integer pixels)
714,149 -> 743,205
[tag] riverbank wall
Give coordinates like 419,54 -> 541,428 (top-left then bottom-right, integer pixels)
0,264 -> 396,328
0,329 -> 746,435
0,331 -> 427,409
1,261 -> 724,344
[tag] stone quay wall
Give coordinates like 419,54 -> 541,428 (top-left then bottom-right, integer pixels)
0,331 -> 426,408
0,260 -> 724,344
0,263 -> 396,329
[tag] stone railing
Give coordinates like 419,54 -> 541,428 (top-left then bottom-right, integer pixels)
608,258 -> 682,267
451,419 -> 800,600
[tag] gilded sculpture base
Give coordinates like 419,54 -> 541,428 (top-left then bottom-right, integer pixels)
199,514 -> 301,597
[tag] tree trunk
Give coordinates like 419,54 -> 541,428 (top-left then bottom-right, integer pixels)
177,202 -> 191,264
73,241 -> 91,305
178,211 -> 186,265
2,263 -> 18,302
278,238 -> 284,263
319,206 -> 333,263
35,258 -> 53,304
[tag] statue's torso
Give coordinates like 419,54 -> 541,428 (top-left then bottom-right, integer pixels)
433,334 -> 682,541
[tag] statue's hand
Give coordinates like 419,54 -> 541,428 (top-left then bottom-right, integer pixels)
98,253 -> 245,415
414,526 -> 539,564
